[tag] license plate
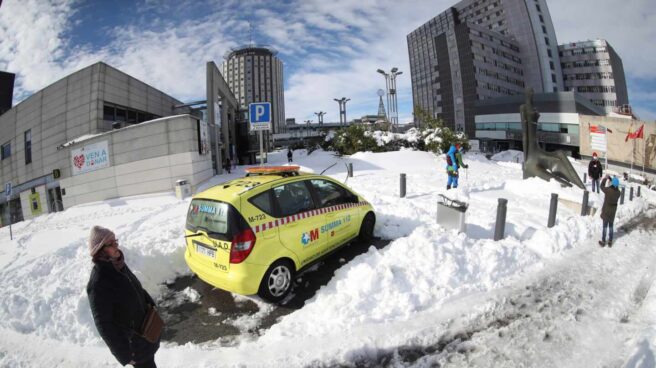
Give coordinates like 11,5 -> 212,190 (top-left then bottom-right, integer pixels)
194,241 -> 216,259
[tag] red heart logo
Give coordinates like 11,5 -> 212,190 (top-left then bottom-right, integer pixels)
73,154 -> 85,169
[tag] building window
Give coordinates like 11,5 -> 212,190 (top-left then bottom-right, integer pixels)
544,37 -> 550,45
1,142 -> 10,160
103,105 -> 115,121
542,25 -> 547,34
547,49 -> 552,58
536,4 -> 541,12
25,130 -> 31,165
539,14 -> 544,23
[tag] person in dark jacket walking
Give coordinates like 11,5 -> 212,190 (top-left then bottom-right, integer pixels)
588,152 -> 603,193
86,226 -> 160,367
224,156 -> 232,174
599,175 -> 621,247
287,148 -> 293,163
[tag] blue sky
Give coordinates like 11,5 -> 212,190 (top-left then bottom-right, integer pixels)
1,0 -> 655,124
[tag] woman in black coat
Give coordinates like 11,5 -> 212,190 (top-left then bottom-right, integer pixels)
86,226 -> 160,367
599,176 -> 621,247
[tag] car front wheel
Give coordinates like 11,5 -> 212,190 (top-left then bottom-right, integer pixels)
258,260 -> 295,303
358,212 -> 375,243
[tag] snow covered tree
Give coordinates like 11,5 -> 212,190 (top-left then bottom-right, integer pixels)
414,106 -> 469,153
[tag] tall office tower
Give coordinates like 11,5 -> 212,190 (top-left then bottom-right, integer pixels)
222,46 -> 286,133
407,0 -> 562,137
559,39 -> 629,114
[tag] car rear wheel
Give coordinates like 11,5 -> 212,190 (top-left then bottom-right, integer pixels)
358,212 -> 375,243
258,259 -> 295,303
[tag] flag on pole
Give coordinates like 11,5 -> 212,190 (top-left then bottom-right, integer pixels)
625,123 -> 645,142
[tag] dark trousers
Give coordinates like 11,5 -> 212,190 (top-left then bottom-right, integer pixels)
288,157 -> 292,163
591,178 -> 600,193
133,357 -> 157,368
602,219 -> 614,242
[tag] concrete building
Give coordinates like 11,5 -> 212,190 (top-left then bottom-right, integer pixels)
407,0 -> 563,136
474,91 -> 605,154
0,62 -> 237,225
579,117 -> 655,173
222,46 -> 286,135
559,39 -> 629,114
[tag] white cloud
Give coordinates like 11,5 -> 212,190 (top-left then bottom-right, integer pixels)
0,0 -> 76,97
1,0 -> 654,125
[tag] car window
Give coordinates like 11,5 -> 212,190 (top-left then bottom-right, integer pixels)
310,179 -> 352,208
273,181 -> 315,217
249,190 -> 274,216
186,199 -> 230,235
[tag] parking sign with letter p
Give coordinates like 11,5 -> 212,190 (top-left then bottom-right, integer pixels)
249,102 -> 271,131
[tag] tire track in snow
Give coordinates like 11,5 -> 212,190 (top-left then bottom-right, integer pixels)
331,208 -> 656,368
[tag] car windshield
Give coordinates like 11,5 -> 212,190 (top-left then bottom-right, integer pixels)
186,199 -> 230,235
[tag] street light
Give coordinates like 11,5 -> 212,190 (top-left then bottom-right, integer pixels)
314,111 -> 326,125
333,98 -> 350,126
377,67 -> 403,131
304,119 -> 312,138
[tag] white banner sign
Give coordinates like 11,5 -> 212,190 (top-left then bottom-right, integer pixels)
198,120 -> 210,155
71,141 -> 110,175
590,133 -> 607,152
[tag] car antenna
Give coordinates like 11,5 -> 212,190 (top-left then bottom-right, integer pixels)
320,162 -> 337,175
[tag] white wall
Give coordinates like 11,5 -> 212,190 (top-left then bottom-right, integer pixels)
59,115 -> 213,208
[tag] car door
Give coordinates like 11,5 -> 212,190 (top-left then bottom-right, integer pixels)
273,179 -> 325,267
308,179 -> 359,249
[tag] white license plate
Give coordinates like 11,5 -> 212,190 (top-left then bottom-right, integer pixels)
195,242 -> 216,259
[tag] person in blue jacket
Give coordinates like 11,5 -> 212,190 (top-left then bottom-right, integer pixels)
445,144 -> 469,190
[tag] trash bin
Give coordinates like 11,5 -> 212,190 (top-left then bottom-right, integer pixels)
436,194 -> 468,233
175,179 -> 191,200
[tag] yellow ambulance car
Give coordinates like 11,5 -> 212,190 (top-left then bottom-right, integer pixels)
184,166 -> 375,303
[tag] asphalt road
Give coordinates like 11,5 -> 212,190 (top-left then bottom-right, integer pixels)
159,237 -> 392,345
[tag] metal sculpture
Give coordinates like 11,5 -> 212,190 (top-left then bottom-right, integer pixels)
521,88 -> 584,189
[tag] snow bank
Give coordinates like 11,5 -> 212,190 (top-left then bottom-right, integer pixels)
491,149 -> 524,163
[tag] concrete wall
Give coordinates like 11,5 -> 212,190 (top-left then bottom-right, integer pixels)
579,116 -> 656,170
0,62 -> 184,198
59,115 -> 213,208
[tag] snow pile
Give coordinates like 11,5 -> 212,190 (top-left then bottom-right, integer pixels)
0,148 -> 653,367
491,149 -> 524,163
365,128 -> 442,148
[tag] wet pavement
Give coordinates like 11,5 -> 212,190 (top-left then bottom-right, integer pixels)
159,237 -> 392,345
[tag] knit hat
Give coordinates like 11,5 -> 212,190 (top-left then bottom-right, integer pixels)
611,177 -> 620,188
89,226 -> 115,257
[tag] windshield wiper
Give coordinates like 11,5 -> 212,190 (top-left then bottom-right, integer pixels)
185,229 -> 224,238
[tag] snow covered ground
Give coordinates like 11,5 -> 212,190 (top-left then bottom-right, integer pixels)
0,148 -> 654,367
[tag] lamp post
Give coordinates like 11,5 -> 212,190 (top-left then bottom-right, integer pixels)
377,67 -> 402,131
314,111 -> 326,125
304,119 -> 312,138
333,98 -> 350,127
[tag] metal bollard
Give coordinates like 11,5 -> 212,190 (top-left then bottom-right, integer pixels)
348,163 -> 353,177
630,186 -> 634,201
583,173 -> 587,183
548,193 -> 558,228
494,198 -> 508,241
620,187 -> 625,205
637,186 -> 641,197
581,190 -> 589,216
400,173 -> 406,198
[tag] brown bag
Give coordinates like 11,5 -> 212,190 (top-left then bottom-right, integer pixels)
139,306 -> 164,343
